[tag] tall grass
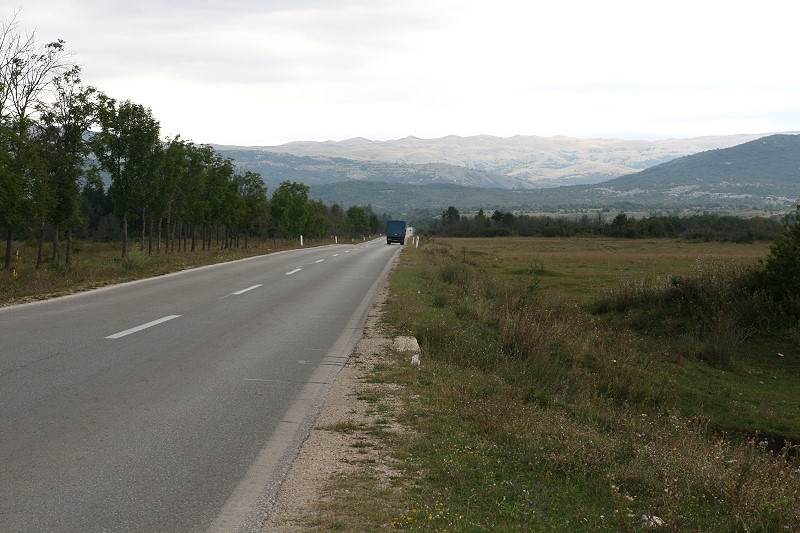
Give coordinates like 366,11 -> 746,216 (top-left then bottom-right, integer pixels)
595,256 -> 781,366
366,237 -> 800,531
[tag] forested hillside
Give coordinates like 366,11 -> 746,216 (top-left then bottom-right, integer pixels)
583,134 -> 800,205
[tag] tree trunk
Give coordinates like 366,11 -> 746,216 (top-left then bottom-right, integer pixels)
165,213 -> 172,253
172,220 -> 178,253
65,228 -> 73,267
122,212 -> 128,258
36,218 -> 45,269
148,215 -> 154,255
157,217 -> 162,254
140,207 -> 146,251
52,223 -> 60,264
3,229 -> 13,271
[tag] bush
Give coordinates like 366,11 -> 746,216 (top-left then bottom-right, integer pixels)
760,204 -> 800,307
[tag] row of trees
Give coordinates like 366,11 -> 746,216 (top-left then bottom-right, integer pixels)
430,206 -> 783,242
0,17 -> 384,271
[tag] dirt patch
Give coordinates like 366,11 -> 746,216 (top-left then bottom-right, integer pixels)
261,287 -> 414,532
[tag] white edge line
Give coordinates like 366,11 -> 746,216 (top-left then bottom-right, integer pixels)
207,239 -> 402,532
231,284 -> 263,295
0,240 -> 375,313
106,315 -> 182,339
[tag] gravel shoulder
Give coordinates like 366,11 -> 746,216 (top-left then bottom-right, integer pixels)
261,286 -> 413,531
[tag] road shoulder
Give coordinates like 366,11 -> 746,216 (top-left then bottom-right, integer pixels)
262,286 -> 404,531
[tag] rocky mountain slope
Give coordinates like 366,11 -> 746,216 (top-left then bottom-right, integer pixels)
216,133 -> 771,189
304,134 -> 800,214
579,133 -> 800,206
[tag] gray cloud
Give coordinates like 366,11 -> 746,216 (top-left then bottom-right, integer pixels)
6,0 -> 800,145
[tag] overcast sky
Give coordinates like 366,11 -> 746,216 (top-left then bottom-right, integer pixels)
9,0 -> 800,146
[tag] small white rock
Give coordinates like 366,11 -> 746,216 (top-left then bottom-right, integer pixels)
640,514 -> 665,528
393,336 -> 421,354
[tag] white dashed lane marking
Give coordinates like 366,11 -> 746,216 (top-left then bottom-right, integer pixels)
106,315 -> 182,339
231,284 -> 262,295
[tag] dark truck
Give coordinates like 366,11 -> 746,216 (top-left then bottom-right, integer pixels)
386,220 -> 407,244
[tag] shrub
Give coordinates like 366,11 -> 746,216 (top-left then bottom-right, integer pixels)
438,261 -> 470,286
694,309 -> 749,366
760,204 -> 800,310
121,249 -> 150,271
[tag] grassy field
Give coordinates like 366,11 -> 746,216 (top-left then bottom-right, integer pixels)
448,237 -> 771,301
308,236 -> 800,532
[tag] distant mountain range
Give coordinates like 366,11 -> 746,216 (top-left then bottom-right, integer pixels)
214,133 -> 799,215
215,133 -> 770,189
579,134 -> 800,207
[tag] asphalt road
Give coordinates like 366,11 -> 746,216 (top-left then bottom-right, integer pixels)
0,239 -> 402,532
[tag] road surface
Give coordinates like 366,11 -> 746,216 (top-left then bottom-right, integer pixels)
0,239 -> 401,532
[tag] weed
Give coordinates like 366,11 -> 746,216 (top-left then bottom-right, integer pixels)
694,309 -> 750,366
438,261 -> 470,287
121,249 -> 149,271
324,421 -> 363,433
347,236 -> 800,531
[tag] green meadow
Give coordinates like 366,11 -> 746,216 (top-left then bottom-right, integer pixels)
310,236 -> 800,532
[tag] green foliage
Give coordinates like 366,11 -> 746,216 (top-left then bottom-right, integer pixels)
0,16 -> 71,270
441,205 -> 460,225
92,97 -> 161,257
431,210 -> 783,241
345,205 -> 370,235
234,170 -> 268,234
760,204 -> 800,304
0,15 -> 378,270
270,181 -> 311,237
93,98 -> 160,216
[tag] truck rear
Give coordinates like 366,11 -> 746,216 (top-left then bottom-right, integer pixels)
386,220 -> 407,244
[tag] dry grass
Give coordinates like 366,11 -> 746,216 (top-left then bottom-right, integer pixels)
455,236 -> 770,301
0,237 -> 331,306
364,236 -> 800,531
